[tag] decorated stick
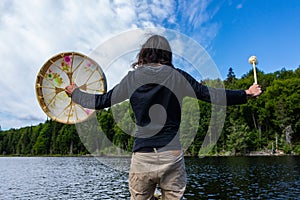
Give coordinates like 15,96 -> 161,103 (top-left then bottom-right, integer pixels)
248,56 -> 258,84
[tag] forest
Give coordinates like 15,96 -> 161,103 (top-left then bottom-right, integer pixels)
0,66 -> 300,156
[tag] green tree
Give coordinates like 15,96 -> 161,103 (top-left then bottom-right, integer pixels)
97,109 -> 115,142
17,127 -> 31,155
112,102 -> 135,152
33,123 -> 52,155
225,67 -> 237,85
180,97 -> 201,155
226,119 -> 251,155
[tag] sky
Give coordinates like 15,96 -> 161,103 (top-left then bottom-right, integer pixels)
0,0 -> 299,130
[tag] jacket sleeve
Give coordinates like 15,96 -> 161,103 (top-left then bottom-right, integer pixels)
72,87 -> 114,110
199,86 -> 247,106
71,74 -> 131,110
177,68 -> 247,106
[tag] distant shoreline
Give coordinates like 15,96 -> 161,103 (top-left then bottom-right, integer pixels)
1,151 -> 298,158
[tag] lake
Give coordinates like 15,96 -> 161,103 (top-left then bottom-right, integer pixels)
0,156 -> 299,199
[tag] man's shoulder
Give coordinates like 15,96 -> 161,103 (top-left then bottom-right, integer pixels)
174,68 -> 192,79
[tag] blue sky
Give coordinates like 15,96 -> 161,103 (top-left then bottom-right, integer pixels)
210,0 -> 300,78
0,0 -> 299,130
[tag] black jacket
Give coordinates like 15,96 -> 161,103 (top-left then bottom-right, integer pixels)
72,65 -> 247,152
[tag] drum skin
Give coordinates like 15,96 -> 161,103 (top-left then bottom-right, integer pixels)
36,52 -> 107,124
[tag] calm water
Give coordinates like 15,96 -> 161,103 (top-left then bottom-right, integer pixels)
0,156 -> 299,199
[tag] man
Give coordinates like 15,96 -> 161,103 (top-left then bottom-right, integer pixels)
65,34 -> 262,200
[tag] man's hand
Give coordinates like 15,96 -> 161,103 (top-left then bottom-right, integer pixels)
65,83 -> 78,97
245,84 -> 262,97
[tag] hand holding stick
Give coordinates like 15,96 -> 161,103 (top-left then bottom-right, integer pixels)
245,84 -> 262,97
248,56 -> 258,84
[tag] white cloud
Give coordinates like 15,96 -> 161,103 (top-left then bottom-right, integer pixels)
0,0 -> 138,129
0,0 -> 221,129
236,3 -> 243,10
171,0 -> 221,49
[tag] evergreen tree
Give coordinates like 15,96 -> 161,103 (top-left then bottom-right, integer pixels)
226,67 -> 236,83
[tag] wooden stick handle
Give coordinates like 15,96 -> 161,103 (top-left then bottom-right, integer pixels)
252,62 -> 257,84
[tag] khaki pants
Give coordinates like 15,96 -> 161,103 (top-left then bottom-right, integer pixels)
129,150 -> 186,200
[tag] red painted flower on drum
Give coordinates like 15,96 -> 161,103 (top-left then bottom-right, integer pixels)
85,109 -> 91,115
64,56 -> 72,65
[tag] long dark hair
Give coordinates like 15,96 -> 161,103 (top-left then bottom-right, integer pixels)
132,35 -> 174,68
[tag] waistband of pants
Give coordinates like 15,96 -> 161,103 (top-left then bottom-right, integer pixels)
135,146 -> 181,153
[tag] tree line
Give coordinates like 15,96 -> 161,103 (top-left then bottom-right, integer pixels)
0,66 -> 299,156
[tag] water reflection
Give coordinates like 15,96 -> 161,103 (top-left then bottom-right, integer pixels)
185,156 -> 300,199
0,157 -> 130,200
0,156 -> 299,199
